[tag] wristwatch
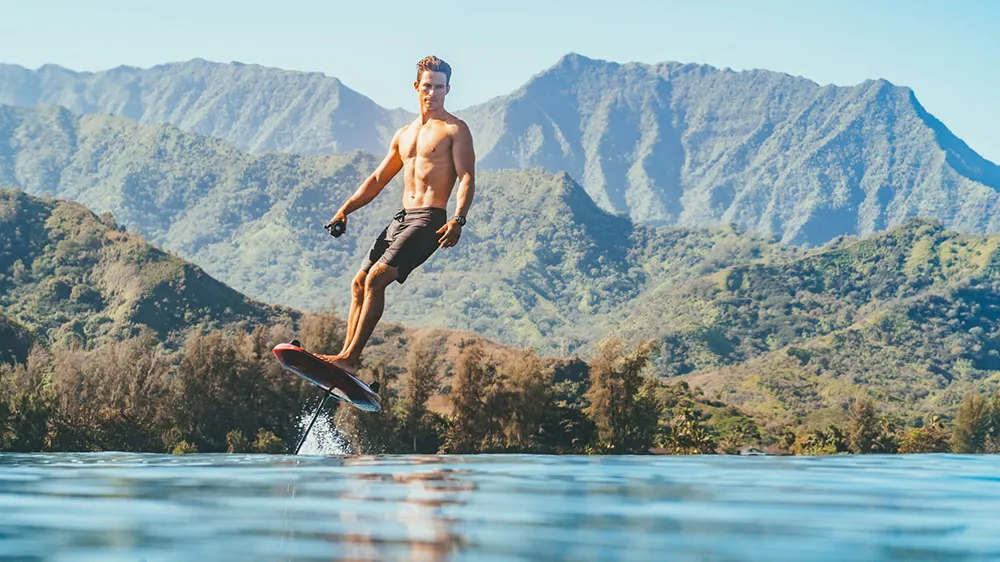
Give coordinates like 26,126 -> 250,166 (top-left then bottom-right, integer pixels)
453,215 -> 467,227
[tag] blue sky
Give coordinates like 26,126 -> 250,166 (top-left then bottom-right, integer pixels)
2,0 -> 998,162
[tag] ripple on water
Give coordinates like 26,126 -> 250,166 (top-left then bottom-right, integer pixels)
0,453 -> 998,561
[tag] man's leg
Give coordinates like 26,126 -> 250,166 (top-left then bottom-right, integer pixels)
339,270 -> 368,355
332,263 -> 398,373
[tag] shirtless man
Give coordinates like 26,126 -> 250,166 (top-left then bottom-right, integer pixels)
319,55 -> 475,375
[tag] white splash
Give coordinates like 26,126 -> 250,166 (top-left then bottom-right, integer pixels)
295,408 -> 351,456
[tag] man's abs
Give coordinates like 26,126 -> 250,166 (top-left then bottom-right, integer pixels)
403,169 -> 456,208
398,120 -> 459,209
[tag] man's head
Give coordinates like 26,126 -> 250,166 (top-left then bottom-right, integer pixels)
414,55 -> 451,112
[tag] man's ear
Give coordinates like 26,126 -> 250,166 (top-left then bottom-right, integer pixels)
414,81 -> 419,91
446,84 -> 451,95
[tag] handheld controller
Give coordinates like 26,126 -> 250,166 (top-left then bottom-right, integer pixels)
324,219 -> 346,238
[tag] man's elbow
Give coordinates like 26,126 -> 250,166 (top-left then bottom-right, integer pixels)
365,174 -> 388,194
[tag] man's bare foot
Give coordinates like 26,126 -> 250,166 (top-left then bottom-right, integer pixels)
314,353 -> 359,376
331,357 -> 359,376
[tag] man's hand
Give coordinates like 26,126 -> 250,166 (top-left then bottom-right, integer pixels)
436,220 -> 462,248
324,209 -> 348,237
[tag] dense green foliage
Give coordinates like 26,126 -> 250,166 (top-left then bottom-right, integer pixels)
0,312 -> 33,365
585,340 -> 661,453
0,325 -> 316,453
679,219 -> 1000,433
0,187 -> 295,348
310,335 -> 766,456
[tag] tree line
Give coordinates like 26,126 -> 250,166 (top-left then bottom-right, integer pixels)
784,392 -> 1000,455
2,310 -> 999,456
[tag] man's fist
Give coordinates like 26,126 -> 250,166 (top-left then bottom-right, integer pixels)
325,211 -> 348,238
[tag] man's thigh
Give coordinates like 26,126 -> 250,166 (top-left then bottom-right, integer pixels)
379,223 -> 441,283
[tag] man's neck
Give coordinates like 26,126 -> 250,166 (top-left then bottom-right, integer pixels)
420,107 -> 447,123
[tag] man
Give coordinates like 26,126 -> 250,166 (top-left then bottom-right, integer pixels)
319,55 -> 475,375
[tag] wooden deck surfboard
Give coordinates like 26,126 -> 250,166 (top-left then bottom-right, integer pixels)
271,343 -> 381,412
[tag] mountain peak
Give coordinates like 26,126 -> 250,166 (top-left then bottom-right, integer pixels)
459,54 -> 1000,244
540,53 -> 622,79
554,52 -> 600,67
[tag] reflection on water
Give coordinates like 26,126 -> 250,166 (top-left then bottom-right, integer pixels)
1,453 -> 999,561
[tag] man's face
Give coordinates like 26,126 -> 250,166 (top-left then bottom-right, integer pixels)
415,70 -> 449,111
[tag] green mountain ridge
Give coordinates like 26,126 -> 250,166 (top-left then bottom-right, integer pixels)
673,220 -> 1000,429
0,186 -> 295,349
0,186 -> 564,396
1,190 -> 778,457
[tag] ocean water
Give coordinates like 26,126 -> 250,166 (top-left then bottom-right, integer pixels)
1,452 -> 998,561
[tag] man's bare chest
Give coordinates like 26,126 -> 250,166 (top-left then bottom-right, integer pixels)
400,125 -> 453,160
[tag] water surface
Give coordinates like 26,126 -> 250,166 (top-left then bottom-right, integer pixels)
1,453 -> 998,561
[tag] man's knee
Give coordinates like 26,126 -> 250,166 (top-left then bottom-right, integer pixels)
364,263 -> 398,293
351,271 -> 367,298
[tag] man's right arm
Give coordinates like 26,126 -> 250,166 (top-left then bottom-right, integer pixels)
335,127 -> 405,218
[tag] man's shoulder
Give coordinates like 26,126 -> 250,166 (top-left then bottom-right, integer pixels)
444,115 -> 471,136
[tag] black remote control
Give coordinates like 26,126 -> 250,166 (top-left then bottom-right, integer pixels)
324,219 -> 346,238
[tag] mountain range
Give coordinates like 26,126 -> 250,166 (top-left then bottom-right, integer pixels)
6,96 -> 1000,426
0,104 -> 790,354
2,54 -> 999,245
4,53 -> 1000,445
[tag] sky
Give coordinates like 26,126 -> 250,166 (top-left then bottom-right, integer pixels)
1,0 -> 998,162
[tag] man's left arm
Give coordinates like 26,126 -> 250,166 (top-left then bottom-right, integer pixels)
452,121 -> 476,219
438,121 -> 476,248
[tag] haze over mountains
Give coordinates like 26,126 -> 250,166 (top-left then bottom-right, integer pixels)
0,58 -> 411,156
2,54 -> 999,245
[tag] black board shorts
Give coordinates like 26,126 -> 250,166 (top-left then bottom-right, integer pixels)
361,207 -> 448,283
